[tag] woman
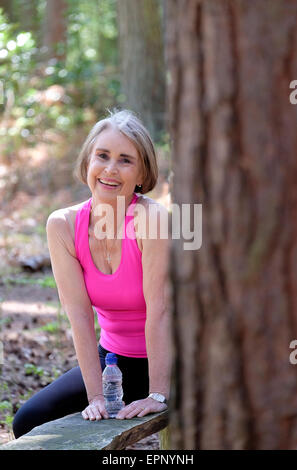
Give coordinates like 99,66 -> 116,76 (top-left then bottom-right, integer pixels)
12,109 -> 171,438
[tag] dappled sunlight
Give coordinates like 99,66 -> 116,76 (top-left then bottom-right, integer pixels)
0,0 -> 169,451
2,300 -> 59,316
155,182 -> 171,211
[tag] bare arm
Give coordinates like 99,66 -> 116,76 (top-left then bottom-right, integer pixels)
142,204 -> 172,401
46,211 -> 108,419
116,202 -> 172,419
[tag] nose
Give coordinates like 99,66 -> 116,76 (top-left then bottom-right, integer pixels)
104,159 -> 118,175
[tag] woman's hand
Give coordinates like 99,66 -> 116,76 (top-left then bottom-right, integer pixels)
116,397 -> 167,419
81,396 -> 109,421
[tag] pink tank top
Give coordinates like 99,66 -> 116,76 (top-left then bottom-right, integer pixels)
74,192 -> 147,358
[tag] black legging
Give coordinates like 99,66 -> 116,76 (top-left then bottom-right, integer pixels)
12,343 -> 149,439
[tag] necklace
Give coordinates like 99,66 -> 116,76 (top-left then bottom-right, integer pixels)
90,204 -> 124,265
102,236 -> 118,264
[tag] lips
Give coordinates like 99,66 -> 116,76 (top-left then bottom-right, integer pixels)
98,178 -> 121,188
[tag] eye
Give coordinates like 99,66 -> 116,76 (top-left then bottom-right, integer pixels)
96,153 -> 131,164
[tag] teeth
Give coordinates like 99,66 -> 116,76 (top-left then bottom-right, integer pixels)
99,179 -> 120,186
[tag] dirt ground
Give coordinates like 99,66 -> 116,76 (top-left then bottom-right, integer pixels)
0,271 -> 161,449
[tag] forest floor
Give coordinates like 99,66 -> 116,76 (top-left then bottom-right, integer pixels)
0,181 -> 170,450
0,270 -> 160,450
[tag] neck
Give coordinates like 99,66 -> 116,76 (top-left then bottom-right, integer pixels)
90,193 -> 135,239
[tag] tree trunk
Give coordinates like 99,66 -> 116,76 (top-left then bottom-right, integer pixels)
165,0 -> 297,450
19,0 -> 39,36
116,0 -> 166,141
43,0 -> 68,61
0,0 -> 15,22
0,0 -> 39,36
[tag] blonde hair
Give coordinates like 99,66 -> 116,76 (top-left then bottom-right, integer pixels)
74,108 -> 158,194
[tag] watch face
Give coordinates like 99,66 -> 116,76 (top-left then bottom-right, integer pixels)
150,393 -> 166,403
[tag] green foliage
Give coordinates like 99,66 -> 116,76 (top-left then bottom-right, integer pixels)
0,17 -> 36,94
0,400 -> 13,427
51,366 -> 62,380
3,275 -> 56,288
0,316 -> 13,327
39,310 -> 69,334
39,320 -> 60,333
0,1 -> 120,159
0,8 -> 38,151
157,130 -> 172,156
0,382 -> 15,430
0,400 -> 12,412
16,390 -> 34,408
67,0 -> 118,65
24,363 -> 44,377
38,276 -> 56,288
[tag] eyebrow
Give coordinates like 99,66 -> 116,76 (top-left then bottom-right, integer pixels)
95,148 -> 136,160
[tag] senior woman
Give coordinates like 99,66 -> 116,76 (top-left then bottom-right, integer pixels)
12,109 -> 171,438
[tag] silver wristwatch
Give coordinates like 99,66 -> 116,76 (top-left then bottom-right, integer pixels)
148,393 -> 167,404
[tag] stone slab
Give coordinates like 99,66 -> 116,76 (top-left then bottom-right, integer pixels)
0,410 -> 168,450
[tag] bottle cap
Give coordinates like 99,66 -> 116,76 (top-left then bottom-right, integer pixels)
105,353 -> 118,365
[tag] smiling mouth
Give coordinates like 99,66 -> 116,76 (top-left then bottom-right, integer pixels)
98,179 -> 121,188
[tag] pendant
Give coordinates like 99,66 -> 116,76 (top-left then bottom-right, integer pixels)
106,253 -> 111,263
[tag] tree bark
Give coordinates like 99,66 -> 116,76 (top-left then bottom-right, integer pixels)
43,0 -> 68,61
0,0 -> 15,22
0,0 -> 39,36
20,0 -> 39,36
165,0 -> 297,450
116,0 -> 166,141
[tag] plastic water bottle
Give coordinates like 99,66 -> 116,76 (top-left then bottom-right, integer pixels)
102,353 -> 124,418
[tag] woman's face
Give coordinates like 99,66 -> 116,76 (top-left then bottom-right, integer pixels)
86,126 -> 143,201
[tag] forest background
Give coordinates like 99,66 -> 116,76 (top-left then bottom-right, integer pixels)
0,0 -> 170,449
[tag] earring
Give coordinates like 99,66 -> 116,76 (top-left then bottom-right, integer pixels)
137,184 -> 142,188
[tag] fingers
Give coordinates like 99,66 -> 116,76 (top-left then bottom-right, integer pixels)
82,398 -> 167,421
116,398 -> 168,419
81,403 -> 109,421
136,408 -> 149,418
81,405 -> 100,421
116,400 -> 152,419
101,408 -> 109,420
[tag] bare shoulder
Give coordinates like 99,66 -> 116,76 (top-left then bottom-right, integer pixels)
136,194 -> 169,240
139,196 -> 170,303
46,200 -> 88,257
